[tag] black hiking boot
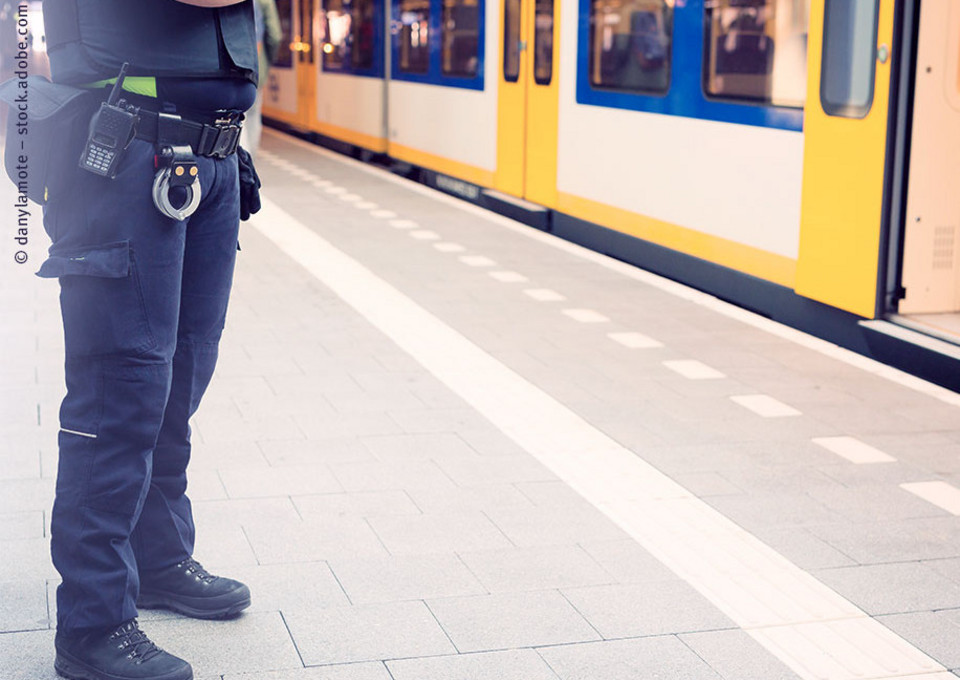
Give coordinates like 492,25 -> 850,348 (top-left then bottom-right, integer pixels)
54,618 -> 192,680
138,557 -> 250,620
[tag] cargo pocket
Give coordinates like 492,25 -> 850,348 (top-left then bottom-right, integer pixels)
38,241 -> 158,357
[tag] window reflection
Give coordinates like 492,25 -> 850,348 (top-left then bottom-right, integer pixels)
275,0 -> 295,67
399,0 -> 430,73
321,0 -> 375,70
534,0 -> 553,84
443,0 -> 480,76
703,0 -> 808,108
589,0 -> 673,94
504,0 -> 521,81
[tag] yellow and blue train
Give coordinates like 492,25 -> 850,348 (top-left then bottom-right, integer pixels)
263,0 -> 960,389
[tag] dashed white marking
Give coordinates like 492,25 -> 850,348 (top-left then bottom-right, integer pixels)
410,230 -> 440,241
489,271 -> 529,283
459,255 -> 496,267
389,219 -> 418,230
340,193 -> 362,202
252,196 -> 949,680
901,481 -> 960,515
355,201 -> 378,210
731,394 -> 801,418
562,309 -> 610,324
312,180 -> 333,188
325,186 -> 348,195
524,288 -> 566,302
663,360 -> 725,380
371,209 -> 398,219
608,331 -> 663,349
812,436 -> 896,464
433,242 -> 466,253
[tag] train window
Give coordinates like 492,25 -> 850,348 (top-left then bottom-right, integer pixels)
443,0 -> 480,76
820,0 -> 879,118
504,0 -> 521,82
321,0 -> 376,70
274,0 -> 295,68
399,0 -> 430,73
703,0 -> 808,108
534,0 -> 554,85
588,0 -> 673,94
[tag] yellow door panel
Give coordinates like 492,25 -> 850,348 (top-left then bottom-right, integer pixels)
524,0 -> 559,208
496,0 -> 528,196
795,0 -> 895,318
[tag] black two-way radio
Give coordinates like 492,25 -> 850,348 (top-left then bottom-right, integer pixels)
79,63 -> 139,178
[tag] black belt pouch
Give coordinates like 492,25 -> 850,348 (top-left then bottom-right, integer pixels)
0,76 -> 96,205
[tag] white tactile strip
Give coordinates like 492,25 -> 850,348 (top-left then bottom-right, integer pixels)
607,331 -> 663,349
250,197 -> 950,680
812,437 -> 897,464
663,360 -> 726,380
731,394 -> 802,418
900,481 -> 960,515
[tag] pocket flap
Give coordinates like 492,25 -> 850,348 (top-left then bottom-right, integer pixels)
0,76 -> 89,120
36,241 -> 131,279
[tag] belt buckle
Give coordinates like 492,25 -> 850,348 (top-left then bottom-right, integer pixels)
210,124 -> 240,159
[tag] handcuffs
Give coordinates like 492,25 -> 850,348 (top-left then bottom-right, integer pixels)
152,144 -> 201,221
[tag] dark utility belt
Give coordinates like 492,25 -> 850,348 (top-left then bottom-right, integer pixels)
135,109 -> 243,160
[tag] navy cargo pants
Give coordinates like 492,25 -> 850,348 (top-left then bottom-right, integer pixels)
40,134 -> 240,633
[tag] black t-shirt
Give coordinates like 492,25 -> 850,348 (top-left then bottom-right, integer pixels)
158,78 -> 258,116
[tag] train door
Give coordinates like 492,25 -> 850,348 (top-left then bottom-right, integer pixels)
795,0 -> 895,318
495,0 -> 559,206
895,0 -> 960,341
296,0 -> 318,127
263,0 -> 303,125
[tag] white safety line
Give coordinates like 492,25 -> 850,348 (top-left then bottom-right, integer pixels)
812,437 -> 896,464
371,209 -> 398,219
389,219 -> 417,230
409,230 -> 441,241
263,130 -> 960,409
663,359 -> 726,380
900,481 -> 960,516
355,201 -> 378,210
434,242 -> 466,253
459,255 -> 496,267
607,331 -> 663,349
250,198 -> 948,680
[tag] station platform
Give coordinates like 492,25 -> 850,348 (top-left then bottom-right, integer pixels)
3,129 -> 960,679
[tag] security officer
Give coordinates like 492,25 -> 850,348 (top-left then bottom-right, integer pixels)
40,1 -> 259,679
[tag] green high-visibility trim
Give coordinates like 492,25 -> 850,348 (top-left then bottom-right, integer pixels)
84,76 -> 157,98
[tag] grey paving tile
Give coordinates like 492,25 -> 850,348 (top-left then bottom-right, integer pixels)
193,496 -> 303,527
295,412 -> 404,440
483,504 -> 628,547
189,440 -> 270,471
283,601 -> 456,664
329,553 -> 486,604
219,463 -> 342,498
0,628 -> 58,680
807,516 -> 960,563
680,629 -> 802,680
259,438 -> 374,466
457,545 -> 615,593
387,649 -> 559,680
562,582 -> 734,638
243,516 -> 388,564
455,429 -> 528,457
813,562 -> 960,615
148,611 -> 301,676
185,468 -> 229,501
748,526 -> 857,570
578,540 -> 679,584
294,490 -> 421,519
224,561 -> 350,611
0,478 -> 54,513
537,635 -> 723,680
367,512 -> 513,555
223,664 -> 392,680
388,408 -> 492,434
703,492 -> 840,529
433,455 -> 557,486
0,511 -> 44,541
877,610 -> 960,670
0,452 -> 41,480
426,590 -> 601,652
330,460 -> 458,493
0,538 -> 57,581
404,484 -> 533,514
361,433 -> 477,461
0,580 -> 49,632
806,484 -> 950,522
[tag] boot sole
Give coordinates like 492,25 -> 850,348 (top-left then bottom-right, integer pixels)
137,589 -> 251,620
55,651 -> 193,680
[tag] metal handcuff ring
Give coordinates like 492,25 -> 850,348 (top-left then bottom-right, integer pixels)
151,144 -> 202,221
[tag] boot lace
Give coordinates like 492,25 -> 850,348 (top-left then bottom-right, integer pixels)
178,557 -> 218,584
108,619 -> 163,664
